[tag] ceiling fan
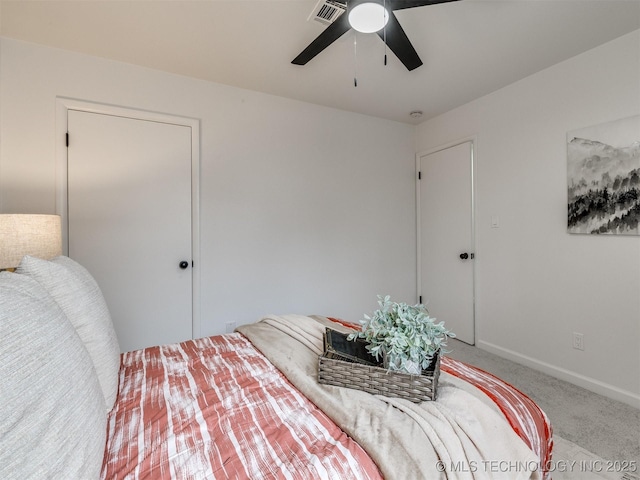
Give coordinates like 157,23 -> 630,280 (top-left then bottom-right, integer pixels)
292,0 -> 460,71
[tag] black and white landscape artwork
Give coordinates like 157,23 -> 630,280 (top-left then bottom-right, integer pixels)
567,115 -> 640,235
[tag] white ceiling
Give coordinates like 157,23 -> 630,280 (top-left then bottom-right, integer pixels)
1,0 -> 639,124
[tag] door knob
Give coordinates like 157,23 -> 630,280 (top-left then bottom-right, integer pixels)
179,261 -> 189,269
459,253 -> 469,260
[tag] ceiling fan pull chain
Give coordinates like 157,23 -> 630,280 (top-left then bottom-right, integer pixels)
353,32 -> 358,87
383,0 -> 388,65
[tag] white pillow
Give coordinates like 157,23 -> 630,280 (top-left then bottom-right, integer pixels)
0,272 -> 107,479
17,255 -> 121,411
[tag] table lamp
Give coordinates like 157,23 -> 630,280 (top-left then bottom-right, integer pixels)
0,214 -> 62,270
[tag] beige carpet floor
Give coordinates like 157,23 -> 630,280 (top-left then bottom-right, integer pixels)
552,435 -> 639,480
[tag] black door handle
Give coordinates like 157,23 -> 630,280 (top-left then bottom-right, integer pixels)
460,253 -> 469,260
179,261 -> 189,269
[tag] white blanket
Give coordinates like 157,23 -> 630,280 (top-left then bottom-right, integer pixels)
237,314 -> 541,480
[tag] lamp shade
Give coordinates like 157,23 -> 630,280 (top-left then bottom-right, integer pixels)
348,2 -> 389,33
0,214 -> 62,269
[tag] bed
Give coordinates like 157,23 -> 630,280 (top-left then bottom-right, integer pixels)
0,256 -> 553,480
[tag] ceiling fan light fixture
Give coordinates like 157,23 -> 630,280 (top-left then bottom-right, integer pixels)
348,2 -> 389,33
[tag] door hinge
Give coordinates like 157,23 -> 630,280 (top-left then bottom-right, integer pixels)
66,132 -> 69,147
418,171 -> 421,180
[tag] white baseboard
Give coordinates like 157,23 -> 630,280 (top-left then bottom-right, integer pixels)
477,340 -> 640,410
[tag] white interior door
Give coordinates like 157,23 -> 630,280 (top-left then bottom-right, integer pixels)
67,110 -> 193,352
418,141 -> 475,344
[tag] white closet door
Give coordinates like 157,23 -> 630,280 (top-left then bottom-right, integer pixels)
68,110 -> 193,352
419,141 -> 475,344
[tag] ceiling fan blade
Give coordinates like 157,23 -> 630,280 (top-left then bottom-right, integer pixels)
378,12 -> 422,71
389,0 -> 460,11
292,13 -> 351,65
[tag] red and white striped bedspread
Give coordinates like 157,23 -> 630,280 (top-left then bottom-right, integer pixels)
101,333 -> 382,480
101,332 -> 552,479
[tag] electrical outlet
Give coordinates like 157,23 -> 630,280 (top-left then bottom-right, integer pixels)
225,322 -> 236,333
573,332 -> 584,351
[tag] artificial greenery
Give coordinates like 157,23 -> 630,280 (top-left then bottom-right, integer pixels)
347,295 -> 455,373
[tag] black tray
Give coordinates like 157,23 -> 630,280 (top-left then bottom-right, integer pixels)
323,328 -> 381,367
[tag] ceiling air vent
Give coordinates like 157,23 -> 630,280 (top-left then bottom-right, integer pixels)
308,0 -> 346,25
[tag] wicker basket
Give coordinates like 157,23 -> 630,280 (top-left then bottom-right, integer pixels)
318,352 -> 440,403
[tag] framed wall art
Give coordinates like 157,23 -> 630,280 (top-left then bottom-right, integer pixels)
567,115 -> 640,235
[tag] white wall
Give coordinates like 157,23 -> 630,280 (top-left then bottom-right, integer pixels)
416,30 -> 640,407
0,37 -> 417,333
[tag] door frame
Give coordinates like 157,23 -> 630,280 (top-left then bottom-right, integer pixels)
55,97 -> 202,338
416,136 -> 477,343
